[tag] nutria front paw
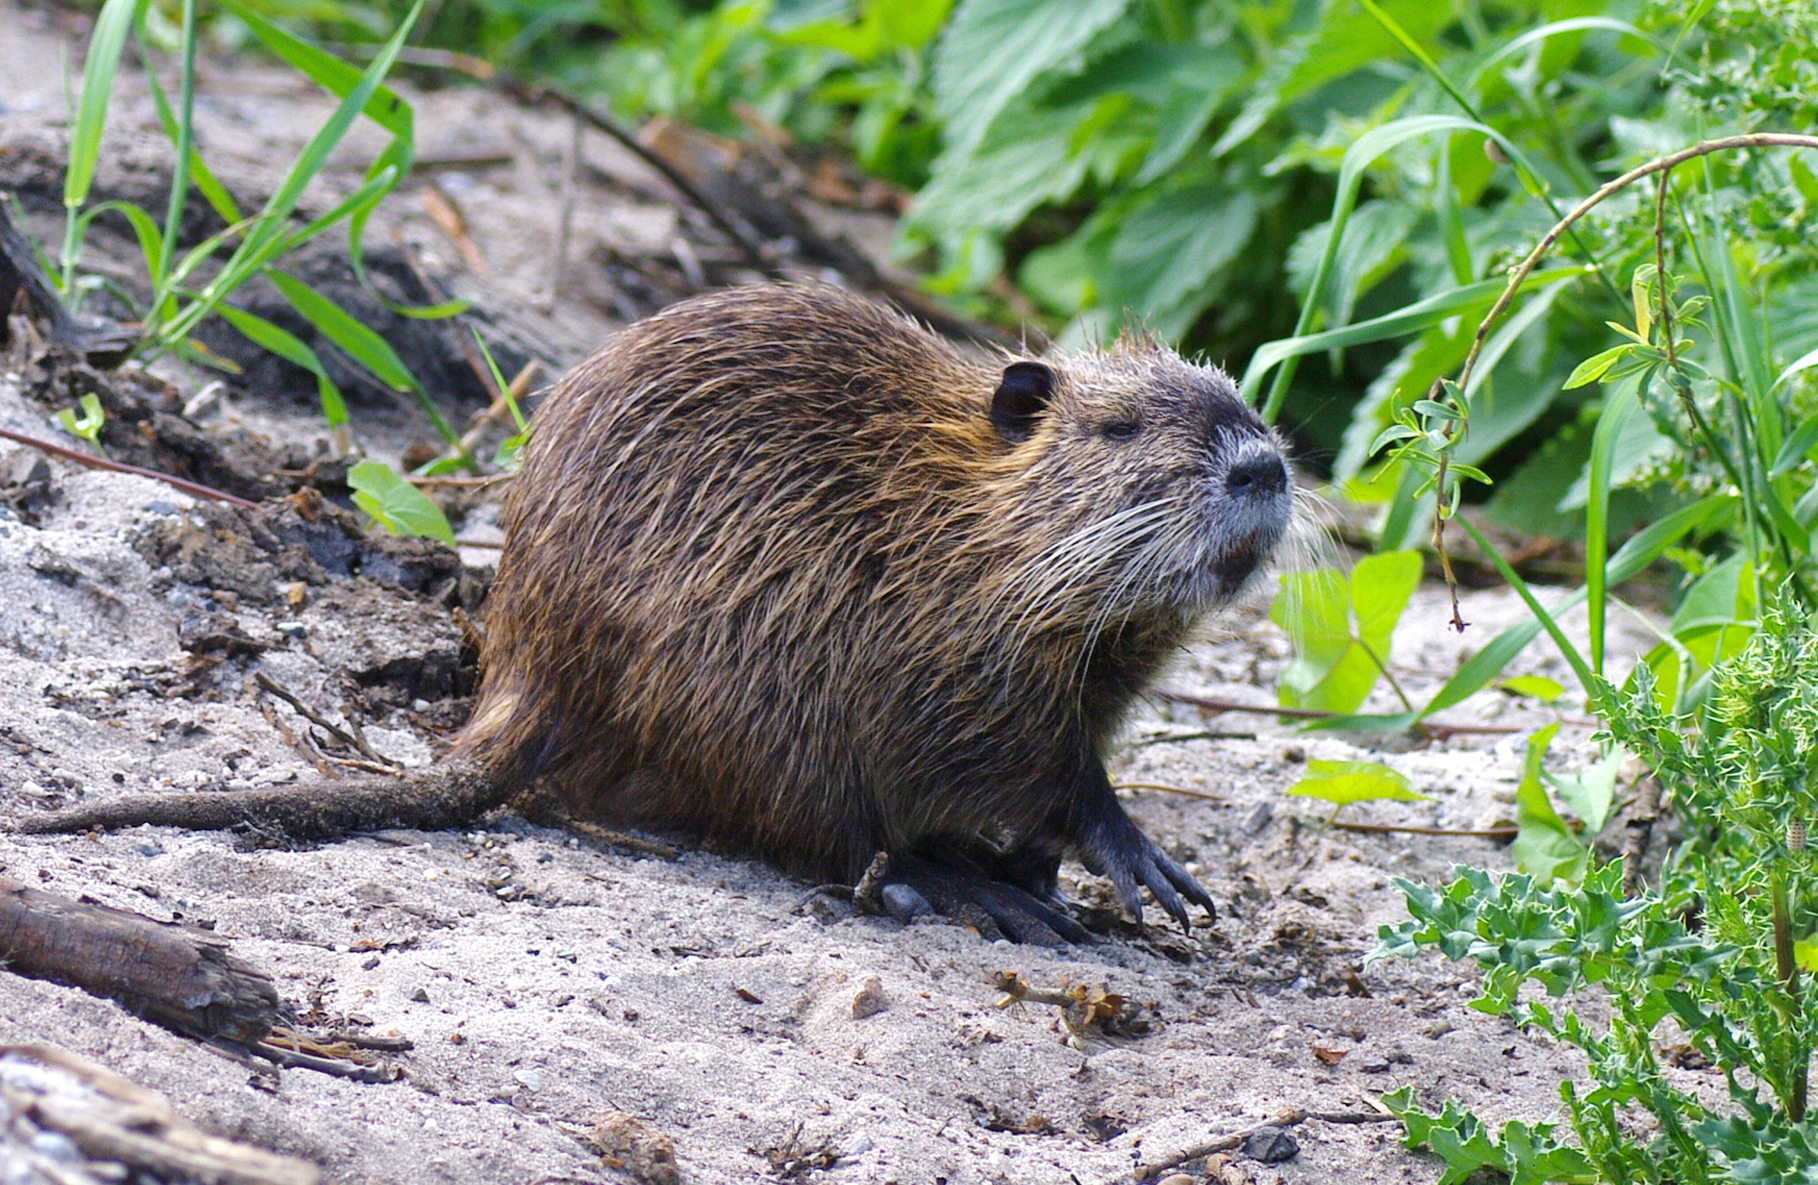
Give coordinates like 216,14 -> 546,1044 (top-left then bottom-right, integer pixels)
1073,794 -> 1216,933
878,856 -> 1092,946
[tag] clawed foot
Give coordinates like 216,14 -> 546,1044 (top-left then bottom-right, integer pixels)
1073,793 -> 1215,933
877,855 -> 1091,946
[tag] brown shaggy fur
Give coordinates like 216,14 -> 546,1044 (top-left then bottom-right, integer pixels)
21,284 -> 1291,935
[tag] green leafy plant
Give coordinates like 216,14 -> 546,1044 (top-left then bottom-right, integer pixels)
347,459 -> 455,545
1269,550 -> 1420,715
1285,758 -> 1430,823
54,394 -> 107,447
60,0 -> 467,456
1374,601 -> 1818,1182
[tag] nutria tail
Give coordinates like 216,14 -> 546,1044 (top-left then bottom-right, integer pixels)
10,759 -> 509,841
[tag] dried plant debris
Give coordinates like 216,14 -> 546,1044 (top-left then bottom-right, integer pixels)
990,970 -> 1155,1047
0,1043 -> 321,1185
751,1122 -> 842,1182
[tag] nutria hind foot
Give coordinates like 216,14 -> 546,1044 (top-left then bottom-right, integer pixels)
9,761 -> 510,843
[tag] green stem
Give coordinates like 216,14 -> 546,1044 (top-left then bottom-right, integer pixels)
1772,867 -> 1807,1122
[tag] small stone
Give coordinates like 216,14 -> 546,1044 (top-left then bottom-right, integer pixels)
836,1131 -> 873,1160
851,975 -> 888,1019
513,1068 -> 542,1091
593,1110 -> 682,1185
362,956 -> 381,971
1156,1175 -> 1197,1185
276,621 -> 307,638
410,986 -> 431,1003
1242,1126 -> 1299,1163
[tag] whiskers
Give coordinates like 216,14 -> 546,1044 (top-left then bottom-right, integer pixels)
977,498 -> 1177,682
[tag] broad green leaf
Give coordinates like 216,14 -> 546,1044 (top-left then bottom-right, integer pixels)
1103,184 -> 1257,333
347,460 -> 454,545
1351,550 -> 1421,657
1508,724 -> 1587,885
931,0 -> 1131,160
1500,675 -> 1564,703
1544,746 -> 1621,834
1286,759 -> 1430,805
1280,0 -> 1455,103
909,99 -> 1099,241
1285,199 -> 1417,331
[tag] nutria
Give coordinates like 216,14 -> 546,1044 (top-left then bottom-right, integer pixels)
19,284 -> 1293,944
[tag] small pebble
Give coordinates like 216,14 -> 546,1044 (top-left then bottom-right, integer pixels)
851,975 -> 888,1019
1242,1126 -> 1299,1162
514,1068 -> 542,1091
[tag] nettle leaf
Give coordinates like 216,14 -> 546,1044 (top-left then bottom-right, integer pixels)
1287,759 -> 1430,805
908,97 -> 1099,243
931,0 -> 1132,160
1285,199 -> 1417,330
347,460 -> 455,546
1103,182 -> 1258,335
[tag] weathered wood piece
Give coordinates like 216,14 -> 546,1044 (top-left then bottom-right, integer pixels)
1,1043 -> 321,1185
0,876 -> 280,1044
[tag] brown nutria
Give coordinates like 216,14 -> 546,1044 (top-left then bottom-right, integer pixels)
18,284 -> 1293,944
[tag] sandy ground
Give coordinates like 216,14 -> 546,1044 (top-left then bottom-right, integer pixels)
0,5 -> 1699,1183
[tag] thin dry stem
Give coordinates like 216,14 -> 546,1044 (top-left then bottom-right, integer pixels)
1427,133 -> 1818,620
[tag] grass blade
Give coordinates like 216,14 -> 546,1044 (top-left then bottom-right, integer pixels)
1242,266 -> 1583,404
1456,516 -> 1596,697
214,304 -> 349,433
156,0 -> 424,350
1258,113 -> 1518,421
153,0 -> 197,291
267,270 -> 416,393
1584,372 -> 1642,674
266,269 -> 462,451
141,57 -> 242,227
61,0 -> 142,287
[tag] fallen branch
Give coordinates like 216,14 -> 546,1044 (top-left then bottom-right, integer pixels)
2,1043 -> 321,1185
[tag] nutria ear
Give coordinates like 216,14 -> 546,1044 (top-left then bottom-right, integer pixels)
990,362 -> 1053,442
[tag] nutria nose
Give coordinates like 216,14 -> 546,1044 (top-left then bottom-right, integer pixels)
1225,445 -> 1288,500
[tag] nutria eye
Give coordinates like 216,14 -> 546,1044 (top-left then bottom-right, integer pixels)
1102,420 -> 1140,441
